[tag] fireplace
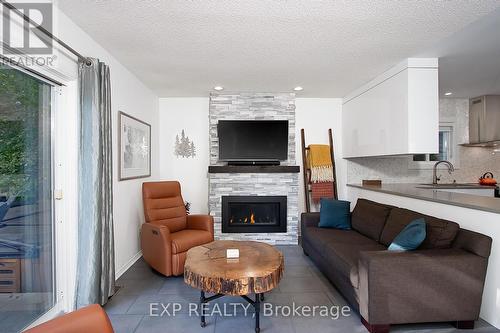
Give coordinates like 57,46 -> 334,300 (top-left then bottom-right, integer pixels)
222,196 -> 287,233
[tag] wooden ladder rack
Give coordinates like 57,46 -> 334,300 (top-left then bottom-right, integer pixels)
300,128 -> 338,213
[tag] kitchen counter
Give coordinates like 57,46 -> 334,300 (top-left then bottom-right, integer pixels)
347,183 -> 500,214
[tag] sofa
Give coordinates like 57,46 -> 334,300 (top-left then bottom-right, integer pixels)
301,198 -> 492,333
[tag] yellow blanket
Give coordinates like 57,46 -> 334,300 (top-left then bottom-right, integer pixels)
307,144 -> 334,183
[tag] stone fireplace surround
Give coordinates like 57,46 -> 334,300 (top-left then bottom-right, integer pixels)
208,93 -> 299,245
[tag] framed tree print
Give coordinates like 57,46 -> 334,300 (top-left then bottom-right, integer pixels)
118,111 -> 151,180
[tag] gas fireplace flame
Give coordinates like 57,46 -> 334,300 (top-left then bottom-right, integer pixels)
230,212 -> 257,224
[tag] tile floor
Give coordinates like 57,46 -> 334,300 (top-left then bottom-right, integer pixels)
105,245 -> 499,333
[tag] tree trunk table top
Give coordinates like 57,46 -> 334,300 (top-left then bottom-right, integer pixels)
184,240 -> 284,296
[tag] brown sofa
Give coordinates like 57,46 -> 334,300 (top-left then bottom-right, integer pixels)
301,198 -> 492,333
142,181 -> 214,276
25,304 -> 113,333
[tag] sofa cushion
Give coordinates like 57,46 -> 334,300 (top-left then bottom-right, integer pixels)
170,229 -> 213,254
319,199 -> 351,229
303,226 -> 374,252
351,199 -> 393,242
380,208 -> 460,249
322,233 -> 386,288
303,227 -> 386,287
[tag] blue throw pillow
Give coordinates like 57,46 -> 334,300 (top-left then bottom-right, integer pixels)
319,199 -> 351,230
388,218 -> 426,251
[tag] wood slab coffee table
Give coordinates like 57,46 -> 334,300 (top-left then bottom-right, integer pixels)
184,240 -> 284,333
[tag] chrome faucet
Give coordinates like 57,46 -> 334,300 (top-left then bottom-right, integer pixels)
432,160 -> 455,184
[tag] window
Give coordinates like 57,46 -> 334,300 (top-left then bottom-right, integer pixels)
0,63 -> 55,332
409,124 -> 456,169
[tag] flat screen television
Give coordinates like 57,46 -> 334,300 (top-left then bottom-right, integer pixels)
218,120 -> 289,162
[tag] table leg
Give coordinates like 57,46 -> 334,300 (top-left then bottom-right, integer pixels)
200,290 -> 206,327
255,293 -> 261,333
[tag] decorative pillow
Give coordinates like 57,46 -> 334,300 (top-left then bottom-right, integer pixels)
319,199 -> 351,230
388,218 -> 426,251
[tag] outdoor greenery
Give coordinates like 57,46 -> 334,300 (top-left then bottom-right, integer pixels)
0,64 -> 41,198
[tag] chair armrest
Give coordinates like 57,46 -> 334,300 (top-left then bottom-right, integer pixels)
25,304 -> 113,333
187,214 -> 214,237
358,249 -> 488,325
141,222 -> 172,275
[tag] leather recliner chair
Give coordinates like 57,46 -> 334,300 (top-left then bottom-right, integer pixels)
141,181 -> 214,276
25,304 -> 113,333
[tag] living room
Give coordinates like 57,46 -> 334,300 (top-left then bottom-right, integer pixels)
1,1 -> 500,333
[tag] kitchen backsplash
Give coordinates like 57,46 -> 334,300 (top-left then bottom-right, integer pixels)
347,99 -> 500,184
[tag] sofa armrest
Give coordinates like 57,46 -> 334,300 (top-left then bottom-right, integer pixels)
358,249 -> 488,325
141,222 -> 172,276
187,214 -> 214,237
25,304 -> 113,333
301,212 -> 320,228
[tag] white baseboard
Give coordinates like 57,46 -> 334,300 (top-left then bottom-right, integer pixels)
115,251 -> 143,279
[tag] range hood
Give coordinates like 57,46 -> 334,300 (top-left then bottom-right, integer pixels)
462,95 -> 500,147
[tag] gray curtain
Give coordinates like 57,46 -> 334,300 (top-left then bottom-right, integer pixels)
76,58 -> 115,307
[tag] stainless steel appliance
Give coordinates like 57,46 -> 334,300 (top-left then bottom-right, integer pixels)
463,95 -> 500,147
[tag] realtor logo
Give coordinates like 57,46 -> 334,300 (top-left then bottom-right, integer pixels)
2,2 -> 53,55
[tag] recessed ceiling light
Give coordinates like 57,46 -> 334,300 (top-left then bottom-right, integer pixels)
444,92 -> 453,96
214,86 -> 224,91
294,86 -> 303,91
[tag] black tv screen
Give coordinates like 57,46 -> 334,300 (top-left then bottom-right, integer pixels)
218,120 -> 289,161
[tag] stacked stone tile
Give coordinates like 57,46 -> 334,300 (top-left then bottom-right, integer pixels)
208,93 -> 298,245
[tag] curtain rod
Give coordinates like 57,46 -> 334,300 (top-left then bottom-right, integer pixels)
1,0 -> 91,65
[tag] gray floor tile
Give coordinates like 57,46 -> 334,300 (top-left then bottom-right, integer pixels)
117,276 -> 165,295
278,275 -> 330,293
104,246 -> 500,333
283,265 -> 314,278
127,293 -> 198,315
284,255 -> 312,267
135,314 -> 216,333
108,314 -> 143,333
105,291 -> 138,314
215,313 -> 294,333
159,276 -> 200,295
292,315 -> 366,333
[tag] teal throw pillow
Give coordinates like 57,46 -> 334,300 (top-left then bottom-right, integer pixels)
319,199 -> 351,230
388,218 -> 426,251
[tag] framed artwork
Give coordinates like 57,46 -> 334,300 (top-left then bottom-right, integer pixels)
118,111 -> 151,180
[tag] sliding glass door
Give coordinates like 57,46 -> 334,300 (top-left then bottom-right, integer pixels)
0,63 -> 55,332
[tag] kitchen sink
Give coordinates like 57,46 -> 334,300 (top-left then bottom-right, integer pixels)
416,183 -> 497,197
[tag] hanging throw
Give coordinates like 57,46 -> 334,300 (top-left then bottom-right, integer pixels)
307,144 -> 334,183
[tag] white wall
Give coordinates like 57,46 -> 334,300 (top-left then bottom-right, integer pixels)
54,8 -> 160,281
295,98 -> 346,213
158,98 -> 209,213
158,97 -> 346,216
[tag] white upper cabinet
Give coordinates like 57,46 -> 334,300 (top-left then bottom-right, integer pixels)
342,58 -> 439,158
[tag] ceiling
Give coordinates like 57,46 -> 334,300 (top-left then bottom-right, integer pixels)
56,0 -> 500,98
419,8 -> 500,99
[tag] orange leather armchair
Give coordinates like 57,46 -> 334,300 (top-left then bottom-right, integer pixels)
141,181 -> 214,276
25,304 -> 113,333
